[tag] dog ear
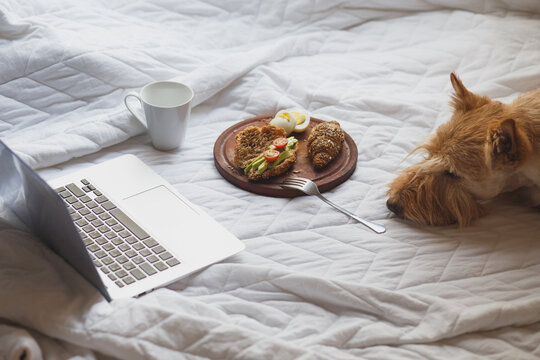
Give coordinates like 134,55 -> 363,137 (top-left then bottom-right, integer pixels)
450,73 -> 490,112
487,118 -> 532,169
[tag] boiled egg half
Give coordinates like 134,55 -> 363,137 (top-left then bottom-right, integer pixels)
269,108 -> 310,135
269,110 -> 297,135
290,108 -> 310,133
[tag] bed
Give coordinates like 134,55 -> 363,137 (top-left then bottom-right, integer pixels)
1,0 -> 540,359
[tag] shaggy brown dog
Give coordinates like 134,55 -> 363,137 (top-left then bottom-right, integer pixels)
386,73 -> 540,226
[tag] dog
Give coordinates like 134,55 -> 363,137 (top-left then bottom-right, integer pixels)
386,73 -> 540,226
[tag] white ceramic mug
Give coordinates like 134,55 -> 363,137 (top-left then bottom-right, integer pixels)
124,81 -> 194,151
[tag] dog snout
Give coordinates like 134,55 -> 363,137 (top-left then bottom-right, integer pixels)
386,199 -> 404,217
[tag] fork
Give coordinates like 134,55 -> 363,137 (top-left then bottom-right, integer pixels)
280,177 -> 386,234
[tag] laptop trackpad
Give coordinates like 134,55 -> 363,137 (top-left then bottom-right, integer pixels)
122,186 -> 202,246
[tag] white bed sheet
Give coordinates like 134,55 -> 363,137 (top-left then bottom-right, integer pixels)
1,0 -> 540,359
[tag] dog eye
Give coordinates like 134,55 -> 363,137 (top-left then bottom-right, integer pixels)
444,170 -> 459,179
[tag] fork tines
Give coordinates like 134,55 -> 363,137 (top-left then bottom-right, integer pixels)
280,178 -> 306,188
281,177 -> 308,185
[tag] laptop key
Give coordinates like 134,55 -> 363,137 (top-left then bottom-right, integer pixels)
102,256 -> 114,265
79,208 -> 91,216
143,238 -> 158,248
119,230 -> 131,239
117,255 -> 128,264
125,236 -> 138,245
99,213 -> 111,220
125,249 -> 137,258
140,249 -> 151,257
105,232 -> 117,240
55,187 -> 67,193
59,191 -> 70,198
80,195 -> 91,203
85,213 -> 97,222
72,201 -> 84,210
75,219 -> 88,227
111,238 -> 123,246
81,179 -> 90,185
65,196 -> 78,204
86,201 -> 98,209
118,243 -> 130,252
133,242 -> 144,251
93,207 -> 104,215
110,208 -> 150,240
123,276 -> 135,285
95,250 -> 107,259
71,213 -> 82,221
66,183 -> 85,197
102,243 -> 114,251
115,281 -> 125,288
154,262 -> 168,271
102,201 -> 116,211
166,258 -> 180,267
95,237 -> 108,245
147,255 -> 159,263
159,252 -> 173,261
133,256 -> 144,265
123,262 -> 135,271
87,244 -> 100,252
140,262 -> 157,276
108,263 -> 121,272
110,249 -> 121,258
152,245 -> 165,254
115,269 -> 128,278
95,195 -> 108,204
130,268 -> 146,280
108,274 -> 117,281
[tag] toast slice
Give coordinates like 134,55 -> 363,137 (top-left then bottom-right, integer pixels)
234,125 -> 297,181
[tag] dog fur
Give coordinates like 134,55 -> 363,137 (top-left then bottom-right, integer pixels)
386,73 -> 540,226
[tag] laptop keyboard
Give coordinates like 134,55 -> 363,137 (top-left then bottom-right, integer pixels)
55,179 -> 181,289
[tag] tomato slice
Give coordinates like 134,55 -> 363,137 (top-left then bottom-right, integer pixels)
272,137 -> 288,149
263,149 -> 280,162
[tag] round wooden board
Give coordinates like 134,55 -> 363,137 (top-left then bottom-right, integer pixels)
213,115 -> 358,197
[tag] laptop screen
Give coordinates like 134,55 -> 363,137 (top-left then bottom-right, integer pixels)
0,140 -> 110,301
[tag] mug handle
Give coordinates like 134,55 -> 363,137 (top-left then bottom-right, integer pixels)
124,91 -> 147,128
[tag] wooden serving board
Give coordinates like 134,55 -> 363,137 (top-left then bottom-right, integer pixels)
213,115 -> 358,197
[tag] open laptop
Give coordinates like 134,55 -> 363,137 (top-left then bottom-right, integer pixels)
0,139 -> 245,301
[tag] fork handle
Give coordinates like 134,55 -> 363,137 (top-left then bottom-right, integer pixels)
316,194 -> 386,234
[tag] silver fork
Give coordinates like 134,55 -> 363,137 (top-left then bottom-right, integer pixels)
281,177 -> 386,234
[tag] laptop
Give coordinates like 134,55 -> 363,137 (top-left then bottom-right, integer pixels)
0,139 -> 245,301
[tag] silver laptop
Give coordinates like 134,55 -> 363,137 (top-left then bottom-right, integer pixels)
0,139 -> 245,301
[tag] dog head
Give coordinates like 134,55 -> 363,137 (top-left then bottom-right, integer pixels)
386,73 -> 533,226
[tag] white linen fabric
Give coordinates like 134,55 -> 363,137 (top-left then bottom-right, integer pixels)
1,0 -> 540,359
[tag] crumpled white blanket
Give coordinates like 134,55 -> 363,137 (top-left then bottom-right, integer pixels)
0,323 -> 41,360
2,0 -> 540,359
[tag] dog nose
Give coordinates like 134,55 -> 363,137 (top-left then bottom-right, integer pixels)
386,199 -> 404,217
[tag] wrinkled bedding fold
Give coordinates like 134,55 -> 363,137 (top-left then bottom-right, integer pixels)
1,0 -> 540,359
